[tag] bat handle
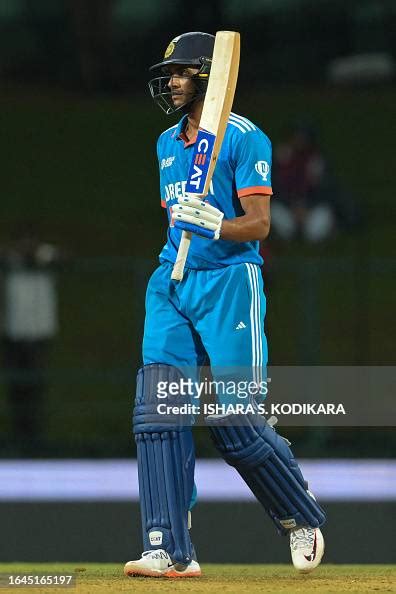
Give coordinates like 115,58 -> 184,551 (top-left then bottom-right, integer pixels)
171,231 -> 192,281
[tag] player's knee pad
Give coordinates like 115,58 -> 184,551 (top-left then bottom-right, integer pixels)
133,364 -> 195,566
206,412 -> 326,534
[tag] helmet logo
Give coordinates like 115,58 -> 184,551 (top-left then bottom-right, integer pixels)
164,42 -> 176,59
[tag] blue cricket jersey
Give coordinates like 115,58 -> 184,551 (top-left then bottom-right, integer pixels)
157,112 -> 273,269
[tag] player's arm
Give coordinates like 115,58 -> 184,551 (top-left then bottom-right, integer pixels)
220,194 -> 270,241
222,125 -> 273,241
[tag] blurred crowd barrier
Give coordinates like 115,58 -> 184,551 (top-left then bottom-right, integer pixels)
0,0 -> 395,89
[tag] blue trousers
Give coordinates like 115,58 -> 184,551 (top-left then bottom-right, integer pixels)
142,261 -> 268,510
143,261 -> 267,372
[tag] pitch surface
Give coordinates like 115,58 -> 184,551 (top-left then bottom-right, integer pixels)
0,564 -> 395,594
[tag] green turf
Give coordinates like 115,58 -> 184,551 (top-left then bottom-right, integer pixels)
0,564 -> 395,594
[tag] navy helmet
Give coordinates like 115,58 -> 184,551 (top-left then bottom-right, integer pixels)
149,32 -> 215,115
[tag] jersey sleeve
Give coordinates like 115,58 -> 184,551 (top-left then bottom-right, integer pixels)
156,137 -> 167,208
233,130 -> 273,198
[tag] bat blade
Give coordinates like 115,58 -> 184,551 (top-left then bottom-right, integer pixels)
171,31 -> 240,281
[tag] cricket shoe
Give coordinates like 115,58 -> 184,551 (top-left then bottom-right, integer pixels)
124,549 -> 201,578
290,526 -> 324,573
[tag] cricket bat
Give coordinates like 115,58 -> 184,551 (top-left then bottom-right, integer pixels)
171,30 -> 240,281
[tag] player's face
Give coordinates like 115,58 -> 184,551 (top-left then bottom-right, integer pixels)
166,65 -> 200,108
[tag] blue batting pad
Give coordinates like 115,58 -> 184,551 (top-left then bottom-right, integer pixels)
133,364 -> 195,565
206,412 -> 326,534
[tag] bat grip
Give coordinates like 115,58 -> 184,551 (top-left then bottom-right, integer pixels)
171,231 -> 192,281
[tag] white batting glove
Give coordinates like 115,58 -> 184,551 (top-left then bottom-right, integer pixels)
172,196 -> 224,240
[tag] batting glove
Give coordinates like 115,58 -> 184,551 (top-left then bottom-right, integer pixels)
172,196 -> 224,240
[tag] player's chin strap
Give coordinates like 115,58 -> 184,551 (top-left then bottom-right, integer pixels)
133,364 -> 196,566
205,412 -> 326,535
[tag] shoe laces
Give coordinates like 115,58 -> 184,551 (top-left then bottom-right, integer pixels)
290,527 -> 315,551
141,549 -> 169,560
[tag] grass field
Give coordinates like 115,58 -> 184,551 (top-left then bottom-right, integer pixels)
0,564 -> 395,594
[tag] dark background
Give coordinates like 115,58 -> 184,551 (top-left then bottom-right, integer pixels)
0,0 -> 395,459
0,0 -> 395,567
2,502 -> 394,564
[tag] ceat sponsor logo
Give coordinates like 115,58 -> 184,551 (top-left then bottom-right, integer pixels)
186,129 -> 215,194
149,531 -> 163,546
279,518 -> 297,529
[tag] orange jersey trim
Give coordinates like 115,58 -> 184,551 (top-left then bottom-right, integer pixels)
161,199 -> 166,208
237,186 -> 273,198
178,131 -> 197,148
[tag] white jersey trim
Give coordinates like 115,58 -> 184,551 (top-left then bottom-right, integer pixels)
245,263 -> 263,386
230,112 -> 257,131
228,119 -> 247,133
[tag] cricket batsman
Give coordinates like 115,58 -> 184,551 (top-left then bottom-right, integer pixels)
124,32 -> 326,578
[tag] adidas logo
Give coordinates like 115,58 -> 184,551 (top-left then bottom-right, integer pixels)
235,321 -> 246,330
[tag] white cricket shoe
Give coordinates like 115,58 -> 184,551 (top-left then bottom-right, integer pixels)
124,549 -> 201,578
290,526 -> 324,573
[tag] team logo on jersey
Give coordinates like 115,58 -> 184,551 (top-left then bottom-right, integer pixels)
161,156 -> 175,169
255,160 -> 270,181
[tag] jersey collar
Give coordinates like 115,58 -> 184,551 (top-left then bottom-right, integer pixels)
175,115 -> 197,147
